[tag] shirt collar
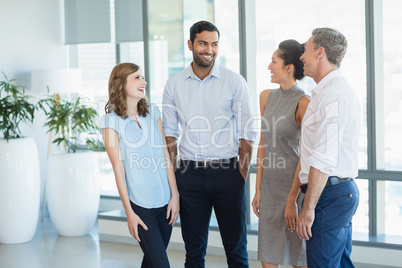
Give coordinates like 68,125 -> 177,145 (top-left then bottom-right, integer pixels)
312,69 -> 342,96
185,62 -> 221,80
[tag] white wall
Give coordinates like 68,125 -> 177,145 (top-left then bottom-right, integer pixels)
0,0 -> 68,81
0,0 -> 69,214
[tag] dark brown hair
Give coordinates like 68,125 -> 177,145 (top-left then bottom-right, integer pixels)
105,63 -> 149,118
278,39 -> 305,80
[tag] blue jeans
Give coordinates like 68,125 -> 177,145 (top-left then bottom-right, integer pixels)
175,162 -> 249,268
306,179 -> 359,268
130,202 -> 172,268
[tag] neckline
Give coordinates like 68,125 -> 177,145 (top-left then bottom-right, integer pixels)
279,84 -> 298,94
128,114 -> 142,129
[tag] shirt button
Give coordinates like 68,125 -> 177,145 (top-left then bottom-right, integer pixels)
349,194 -> 353,198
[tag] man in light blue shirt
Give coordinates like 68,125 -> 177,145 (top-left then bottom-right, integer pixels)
162,21 -> 256,267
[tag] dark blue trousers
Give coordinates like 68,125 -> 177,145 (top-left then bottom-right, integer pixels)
175,162 -> 249,268
130,202 -> 172,268
306,179 -> 359,268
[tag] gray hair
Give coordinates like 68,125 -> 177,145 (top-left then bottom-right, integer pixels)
312,28 -> 347,68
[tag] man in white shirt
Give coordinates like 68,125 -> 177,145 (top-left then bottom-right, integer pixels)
296,28 -> 360,268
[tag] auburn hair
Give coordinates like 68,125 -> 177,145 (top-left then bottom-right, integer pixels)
105,63 -> 149,118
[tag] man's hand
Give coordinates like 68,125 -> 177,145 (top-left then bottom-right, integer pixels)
296,207 -> 314,240
238,139 -> 253,181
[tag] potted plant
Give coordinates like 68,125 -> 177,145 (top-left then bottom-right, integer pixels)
0,72 -> 40,244
39,95 -> 102,236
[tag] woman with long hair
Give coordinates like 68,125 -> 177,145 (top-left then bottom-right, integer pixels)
100,63 -> 179,268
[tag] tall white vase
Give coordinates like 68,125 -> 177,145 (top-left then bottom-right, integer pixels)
0,138 -> 40,244
47,151 -> 100,236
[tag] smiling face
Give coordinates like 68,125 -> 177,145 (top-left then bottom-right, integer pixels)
125,70 -> 146,101
300,36 -> 319,79
188,30 -> 219,68
268,49 -> 289,84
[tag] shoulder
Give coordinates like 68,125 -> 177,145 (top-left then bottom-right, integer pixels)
148,102 -> 158,110
296,96 -> 311,117
148,103 -> 160,114
298,95 -> 311,107
258,89 -> 274,114
147,103 -> 161,120
101,111 -> 121,121
259,89 -> 273,102
100,111 -> 125,134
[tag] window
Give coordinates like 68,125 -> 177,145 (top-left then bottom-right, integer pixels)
255,0 -> 367,169
69,1 -> 402,248
70,0 -> 239,194
354,179 -> 369,233
383,181 -> 402,236
254,0 -> 368,234
375,0 -> 402,171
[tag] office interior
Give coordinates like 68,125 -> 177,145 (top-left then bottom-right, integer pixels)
0,0 -> 401,267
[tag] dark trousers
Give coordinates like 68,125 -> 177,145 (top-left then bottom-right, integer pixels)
130,202 -> 172,268
175,161 -> 249,268
306,179 -> 359,268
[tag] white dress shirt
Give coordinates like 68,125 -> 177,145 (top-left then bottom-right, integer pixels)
299,70 -> 360,184
162,63 -> 256,160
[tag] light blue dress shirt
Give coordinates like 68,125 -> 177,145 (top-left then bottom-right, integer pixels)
100,103 -> 171,209
162,63 -> 256,161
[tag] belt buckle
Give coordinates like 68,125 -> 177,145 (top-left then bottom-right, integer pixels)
196,160 -> 207,168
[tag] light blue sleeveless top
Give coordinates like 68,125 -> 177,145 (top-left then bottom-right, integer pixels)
100,103 -> 171,208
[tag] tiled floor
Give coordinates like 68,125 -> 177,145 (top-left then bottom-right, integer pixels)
0,218 -> 263,268
0,218 -> 397,268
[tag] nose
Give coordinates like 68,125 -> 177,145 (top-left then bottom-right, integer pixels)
205,44 -> 212,54
268,62 -> 272,70
300,54 -> 304,62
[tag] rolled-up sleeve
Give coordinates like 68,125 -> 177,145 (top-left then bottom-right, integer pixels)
306,93 -> 346,175
232,76 -> 257,142
162,82 -> 180,139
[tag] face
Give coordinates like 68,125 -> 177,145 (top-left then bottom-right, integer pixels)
300,36 -> 319,78
125,70 -> 146,101
188,30 -> 219,68
267,49 -> 288,84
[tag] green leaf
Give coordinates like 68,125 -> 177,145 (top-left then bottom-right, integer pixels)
0,73 -> 37,140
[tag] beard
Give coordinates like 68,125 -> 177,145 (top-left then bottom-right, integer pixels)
193,52 -> 216,68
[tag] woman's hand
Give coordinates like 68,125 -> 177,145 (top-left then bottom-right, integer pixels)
166,194 -> 180,226
252,192 -> 261,217
284,199 -> 298,232
126,210 -> 148,242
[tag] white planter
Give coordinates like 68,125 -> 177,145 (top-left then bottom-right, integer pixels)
47,151 -> 100,236
0,138 -> 40,244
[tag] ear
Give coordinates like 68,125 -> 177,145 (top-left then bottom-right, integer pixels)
286,64 -> 294,74
316,47 -> 325,60
187,40 -> 193,51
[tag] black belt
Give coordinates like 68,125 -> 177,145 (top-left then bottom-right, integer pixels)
180,157 -> 237,168
300,176 -> 351,194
